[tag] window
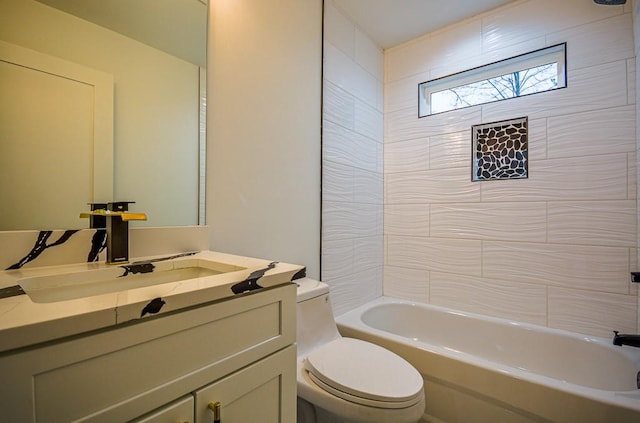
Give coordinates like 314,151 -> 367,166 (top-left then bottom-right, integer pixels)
418,43 -> 566,117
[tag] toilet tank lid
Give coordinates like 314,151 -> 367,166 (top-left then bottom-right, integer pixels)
296,278 -> 329,302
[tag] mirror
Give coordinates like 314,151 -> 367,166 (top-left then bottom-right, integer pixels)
0,0 -> 207,230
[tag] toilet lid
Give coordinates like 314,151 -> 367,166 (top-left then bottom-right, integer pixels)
303,338 -> 423,408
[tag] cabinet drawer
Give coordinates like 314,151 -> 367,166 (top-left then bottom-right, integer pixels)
0,284 -> 295,423
194,346 -> 296,423
129,395 -> 193,423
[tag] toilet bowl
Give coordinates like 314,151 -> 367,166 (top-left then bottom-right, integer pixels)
296,278 -> 425,423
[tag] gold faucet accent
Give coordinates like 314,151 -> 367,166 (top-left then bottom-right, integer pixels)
80,210 -> 147,221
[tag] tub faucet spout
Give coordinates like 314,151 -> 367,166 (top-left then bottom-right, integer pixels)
612,331 -> 640,348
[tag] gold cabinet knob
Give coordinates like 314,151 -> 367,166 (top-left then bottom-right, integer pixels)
207,401 -> 221,423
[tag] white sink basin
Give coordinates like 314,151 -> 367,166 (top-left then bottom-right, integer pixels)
18,258 -> 246,303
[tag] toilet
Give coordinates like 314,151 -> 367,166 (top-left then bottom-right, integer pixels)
296,278 -> 425,423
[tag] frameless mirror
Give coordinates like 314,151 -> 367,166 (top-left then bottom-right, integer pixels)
0,0 -> 207,231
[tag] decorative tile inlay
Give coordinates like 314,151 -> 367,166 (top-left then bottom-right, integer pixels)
472,117 -> 528,181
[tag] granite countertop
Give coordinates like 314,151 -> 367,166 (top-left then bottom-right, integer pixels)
0,250 -> 304,353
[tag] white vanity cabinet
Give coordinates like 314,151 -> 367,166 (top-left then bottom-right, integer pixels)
0,283 -> 296,423
129,396 -> 194,423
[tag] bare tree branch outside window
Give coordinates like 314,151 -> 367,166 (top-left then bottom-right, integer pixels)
431,63 -> 558,114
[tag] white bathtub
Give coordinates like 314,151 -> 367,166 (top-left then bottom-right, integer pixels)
336,297 -> 640,423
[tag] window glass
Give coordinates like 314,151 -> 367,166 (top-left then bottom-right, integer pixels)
419,43 -> 566,117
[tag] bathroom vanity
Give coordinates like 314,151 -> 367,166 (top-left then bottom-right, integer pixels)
0,250 -> 301,422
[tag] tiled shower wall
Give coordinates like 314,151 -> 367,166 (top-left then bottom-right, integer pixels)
322,0 -> 384,316
384,0 -> 638,338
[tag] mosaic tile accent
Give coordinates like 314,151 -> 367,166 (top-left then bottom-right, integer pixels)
472,117 -> 528,181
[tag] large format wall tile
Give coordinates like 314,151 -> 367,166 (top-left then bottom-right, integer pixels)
385,104 -> 481,143
482,61 -> 629,122
430,272 -> 548,326
386,168 -> 480,204
323,0 -> 355,58
480,154 -> 629,202
384,137 -> 429,174
482,241 -> 630,294
430,202 -> 547,242
322,3 -> 383,315
323,201 -> 381,241
387,236 -> 482,276
323,81 -> 355,130
379,0 -> 638,336
324,120 -> 379,172
355,28 -> 384,82
481,0 -> 623,53
547,13 -> 633,71
548,287 -> 637,337
324,42 -> 378,108
383,265 -> 430,303
547,200 -> 637,247
547,106 -> 636,159
384,204 -> 429,237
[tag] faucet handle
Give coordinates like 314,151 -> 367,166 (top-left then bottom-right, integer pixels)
120,212 -> 147,221
108,201 -> 135,212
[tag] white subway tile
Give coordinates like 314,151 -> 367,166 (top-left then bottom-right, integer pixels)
384,203 -> 429,237
430,272 -> 547,326
548,287 -> 637,337
387,235 -> 482,276
483,241 -> 630,294
547,200 -> 637,247
430,202 -> 547,242
383,265 -> 430,303
547,106 -> 636,159
384,137 -> 429,174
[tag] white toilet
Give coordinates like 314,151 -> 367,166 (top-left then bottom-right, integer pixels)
296,278 -> 425,423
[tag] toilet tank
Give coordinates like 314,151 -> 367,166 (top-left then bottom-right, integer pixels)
296,278 -> 341,357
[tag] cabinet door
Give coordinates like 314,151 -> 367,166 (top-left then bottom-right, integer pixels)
195,346 -> 296,423
129,395 -> 194,423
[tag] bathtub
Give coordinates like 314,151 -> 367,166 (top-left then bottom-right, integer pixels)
336,297 -> 640,423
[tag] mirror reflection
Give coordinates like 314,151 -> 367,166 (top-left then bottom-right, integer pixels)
0,0 -> 207,231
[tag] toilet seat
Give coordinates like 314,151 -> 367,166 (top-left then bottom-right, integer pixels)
303,338 -> 423,409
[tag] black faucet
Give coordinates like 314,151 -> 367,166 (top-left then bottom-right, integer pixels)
81,201 -> 147,264
613,331 -> 640,348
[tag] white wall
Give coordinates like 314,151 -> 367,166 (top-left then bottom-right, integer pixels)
206,0 -> 322,278
321,1 -> 385,316
384,0 -> 637,338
